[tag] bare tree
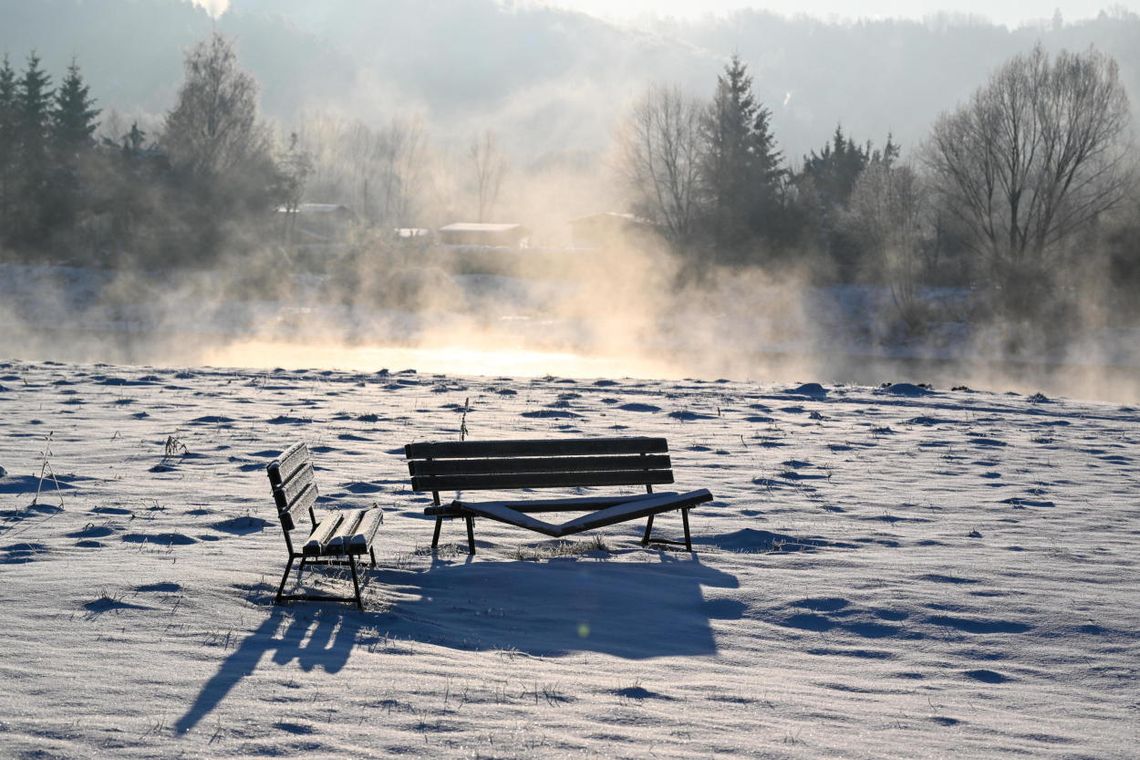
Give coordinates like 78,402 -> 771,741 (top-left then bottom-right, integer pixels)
162,32 -> 270,178
619,84 -> 704,246
849,161 -> 931,327
297,115 -> 428,228
469,130 -> 507,222
378,117 -> 425,226
924,44 -> 1133,299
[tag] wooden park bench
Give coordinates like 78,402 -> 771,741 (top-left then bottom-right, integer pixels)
405,437 -> 713,555
267,442 -> 384,610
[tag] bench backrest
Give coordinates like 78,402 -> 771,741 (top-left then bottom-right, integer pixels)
267,442 -> 319,542
405,437 -> 674,501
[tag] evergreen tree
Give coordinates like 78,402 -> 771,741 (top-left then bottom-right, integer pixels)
123,122 -> 146,157
800,125 -> 870,210
0,55 -> 18,239
13,52 -> 53,244
52,60 -> 100,154
700,54 -> 784,259
794,126 -> 899,278
48,60 -> 100,236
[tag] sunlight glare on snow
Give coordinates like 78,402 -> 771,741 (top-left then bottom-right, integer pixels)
201,339 -> 681,379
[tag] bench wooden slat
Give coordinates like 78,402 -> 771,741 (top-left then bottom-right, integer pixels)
268,442 -> 311,488
277,482 -> 318,531
325,509 -> 367,555
347,508 -> 384,554
459,504 -> 564,537
303,512 -> 344,556
425,492 -> 677,516
556,489 -> 713,534
273,462 -> 314,509
459,490 -> 713,538
409,454 -> 672,477
405,437 -> 668,460
411,469 -> 675,493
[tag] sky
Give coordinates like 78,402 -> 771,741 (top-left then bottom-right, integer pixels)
191,1 -> 1138,27
540,1 -> 1130,26
543,1 -> 1136,26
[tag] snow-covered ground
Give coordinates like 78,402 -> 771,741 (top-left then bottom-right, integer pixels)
1,359 -> 1137,757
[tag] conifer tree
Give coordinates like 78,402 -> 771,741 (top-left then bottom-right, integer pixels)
700,54 -> 784,257
13,52 -> 53,243
0,55 -> 17,238
52,60 -> 100,154
47,60 -> 100,234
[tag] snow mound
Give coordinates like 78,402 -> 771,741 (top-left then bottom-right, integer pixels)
783,382 -> 828,399
876,382 -> 933,397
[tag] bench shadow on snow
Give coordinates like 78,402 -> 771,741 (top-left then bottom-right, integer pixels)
176,607 -> 359,735
381,553 -> 740,660
178,555 -> 738,734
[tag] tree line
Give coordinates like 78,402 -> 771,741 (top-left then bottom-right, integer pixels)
1,32 -> 1137,331
0,35 -> 285,267
621,48 -> 1139,326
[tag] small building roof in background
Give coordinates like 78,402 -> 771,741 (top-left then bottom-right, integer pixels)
276,203 -> 354,215
568,211 -> 654,226
439,222 -> 525,233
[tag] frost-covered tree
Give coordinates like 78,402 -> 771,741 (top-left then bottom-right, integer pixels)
469,129 -> 507,223
849,161 -> 931,328
925,44 -> 1133,310
619,84 -> 704,246
163,32 -> 270,181
161,32 -> 281,257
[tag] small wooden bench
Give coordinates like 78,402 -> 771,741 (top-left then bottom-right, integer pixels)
404,437 -> 713,554
267,442 -> 384,610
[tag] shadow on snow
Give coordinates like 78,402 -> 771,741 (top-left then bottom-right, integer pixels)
176,554 -> 737,734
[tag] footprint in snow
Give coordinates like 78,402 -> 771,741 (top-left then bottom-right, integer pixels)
0,542 -> 49,564
1001,496 -> 1056,508
617,403 -> 661,413
341,482 -> 383,495
924,615 -> 1031,634
210,516 -> 273,535
121,532 -> 198,546
964,669 -> 1012,684
66,525 -> 116,540
267,415 -> 311,425
669,410 -> 716,421
83,597 -> 151,615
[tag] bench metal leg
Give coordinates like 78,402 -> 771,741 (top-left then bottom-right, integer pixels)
641,514 -> 655,545
275,555 -> 295,604
431,517 -> 443,549
348,557 -> 364,611
369,547 -> 377,567
296,556 -> 307,581
465,516 -> 476,555
682,508 -> 692,552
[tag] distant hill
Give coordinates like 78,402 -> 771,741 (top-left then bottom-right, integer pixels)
1,0 -> 1137,162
